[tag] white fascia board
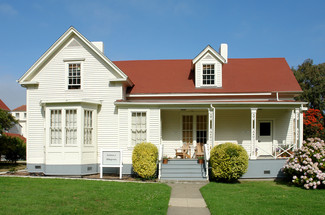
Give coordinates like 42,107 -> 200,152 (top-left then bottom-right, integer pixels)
19,27 -> 130,85
192,45 -> 226,64
18,81 -> 39,86
115,101 -> 307,106
40,99 -> 102,106
127,92 -> 272,97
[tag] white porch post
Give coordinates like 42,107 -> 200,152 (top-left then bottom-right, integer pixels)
209,105 -> 215,148
294,108 -> 300,150
298,109 -> 304,148
250,108 -> 257,159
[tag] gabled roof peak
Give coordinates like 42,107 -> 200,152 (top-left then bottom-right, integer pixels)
192,44 -> 227,64
18,27 -> 131,85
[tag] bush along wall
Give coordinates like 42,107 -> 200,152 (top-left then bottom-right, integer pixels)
132,142 -> 158,179
209,142 -> 249,182
0,135 -> 26,163
283,138 -> 325,189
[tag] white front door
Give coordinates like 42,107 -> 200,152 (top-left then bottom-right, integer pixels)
257,120 -> 273,156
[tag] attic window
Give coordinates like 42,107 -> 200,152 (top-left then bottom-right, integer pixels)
68,63 -> 81,89
202,64 -> 215,85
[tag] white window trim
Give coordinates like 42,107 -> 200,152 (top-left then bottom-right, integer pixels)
83,109 -> 94,146
180,112 -> 208,148
202,62 -> 217,87
128,109 -> 149,148
46,106 -> 81,147
65,61 -> 83,90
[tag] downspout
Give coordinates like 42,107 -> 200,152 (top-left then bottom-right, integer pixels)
276,92 -> 280,101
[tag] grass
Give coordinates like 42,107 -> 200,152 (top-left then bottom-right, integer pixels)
0,177 -> 171,215
201,181 -> 325,215
0,161 -> 26,172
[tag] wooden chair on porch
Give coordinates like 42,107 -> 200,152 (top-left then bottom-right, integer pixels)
175,143 -> 191,159
195,142 -> 204,158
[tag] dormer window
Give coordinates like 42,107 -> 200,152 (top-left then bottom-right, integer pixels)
203,64 -> 215,85
68,63 -> 81,89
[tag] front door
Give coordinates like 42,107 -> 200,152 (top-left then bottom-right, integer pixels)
257,120 -> 273,156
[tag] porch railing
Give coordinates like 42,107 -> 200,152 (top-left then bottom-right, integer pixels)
253,141 -> 296,159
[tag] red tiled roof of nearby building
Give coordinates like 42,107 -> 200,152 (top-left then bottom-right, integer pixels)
0,99 -> 10,111
12,105 -> 26,112
4,133 -> 26,143
114,58 -> 302,94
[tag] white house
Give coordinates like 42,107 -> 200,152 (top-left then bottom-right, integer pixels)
18,27 -> 306,178
11,105 -> 27,137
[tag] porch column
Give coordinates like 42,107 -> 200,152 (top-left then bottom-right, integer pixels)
294,108 -> 300,150
250,108 -> 257,159
209,106 -> 215,148
298,109 -> 304,148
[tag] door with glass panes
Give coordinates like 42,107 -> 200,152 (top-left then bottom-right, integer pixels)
257,120 -> 273,156
182,115 -> 207,158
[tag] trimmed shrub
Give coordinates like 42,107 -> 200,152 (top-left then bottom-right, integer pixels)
283,138 -> 325,189
210,142 -> 249,182
132,142 -> 158,179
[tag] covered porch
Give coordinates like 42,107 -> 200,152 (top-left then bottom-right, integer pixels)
160,104 -> 304,161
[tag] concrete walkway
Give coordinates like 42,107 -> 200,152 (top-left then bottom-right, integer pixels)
167,182 -> 211,215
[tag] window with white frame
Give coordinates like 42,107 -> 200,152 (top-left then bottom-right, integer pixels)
84,110 -> 93,145
182,115 -> 193,145
15,113 -> 19,118
131,112 -> 147,145
50,110 -> 62,145
68,63 -> 81,89
65,109 -> 77,145
202,64 -> 215,85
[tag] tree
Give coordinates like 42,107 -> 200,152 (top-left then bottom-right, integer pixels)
292,59 -> 325,113
303,109 -> 325,140
0,109 -> 17,135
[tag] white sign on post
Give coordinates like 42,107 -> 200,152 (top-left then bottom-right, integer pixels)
100,149 -> 123,179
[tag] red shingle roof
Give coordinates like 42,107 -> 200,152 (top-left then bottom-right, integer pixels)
0,99 -> 10,111
114,58 -> 302,94
4,133 -> 26,143
12,105 -> 26,112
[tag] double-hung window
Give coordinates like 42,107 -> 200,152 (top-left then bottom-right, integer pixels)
202,64 -> 215,85
84,110 -> 93,145
131,112 -> 147,145
65,109 -> 77,145
68,63 -> 81,89
50,110 -> 62,145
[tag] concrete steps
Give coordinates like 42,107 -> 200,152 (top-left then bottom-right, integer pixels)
160,159 -> 207,181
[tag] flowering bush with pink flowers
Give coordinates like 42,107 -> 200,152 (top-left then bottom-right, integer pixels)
283,138 -> 325,189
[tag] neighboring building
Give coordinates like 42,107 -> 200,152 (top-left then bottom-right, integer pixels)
0,99 -> 25,143
0,99 -> 10,111
18,27 -> 306,178
11,105 -> 27,137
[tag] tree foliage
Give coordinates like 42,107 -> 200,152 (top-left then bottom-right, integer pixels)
0,135 -> 26,163
292,59 -> 325,113
303,109 -> 325,140
0,109 -> 17,134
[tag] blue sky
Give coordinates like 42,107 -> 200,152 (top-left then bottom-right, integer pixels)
0,0 -> 324,109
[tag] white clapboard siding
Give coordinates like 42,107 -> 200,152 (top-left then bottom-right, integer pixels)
26,36 -> 124,165
148,108 -> 161,146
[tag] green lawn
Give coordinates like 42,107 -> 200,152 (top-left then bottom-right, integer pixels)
201,181 -> 325,215
0,177 -> 171,215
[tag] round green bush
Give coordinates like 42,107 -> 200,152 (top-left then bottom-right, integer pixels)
210,142 -> 249,181
132,142 -> 158,179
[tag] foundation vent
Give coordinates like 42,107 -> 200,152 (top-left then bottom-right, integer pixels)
264,170 -> 271,174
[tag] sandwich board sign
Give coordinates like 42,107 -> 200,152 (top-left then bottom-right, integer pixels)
100,149 -> 123,179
